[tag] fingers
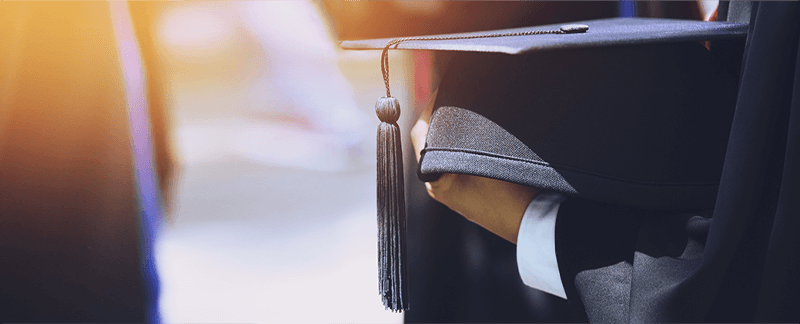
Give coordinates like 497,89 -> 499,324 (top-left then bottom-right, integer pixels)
411,88 -> 437,163
424,172 -> 458,203
411,119 -> 429,163
426,173 -> 540,243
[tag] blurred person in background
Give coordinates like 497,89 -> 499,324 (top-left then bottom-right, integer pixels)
236,1 -> 370,170
1,2 -> 169,322
155,1 -> 371,172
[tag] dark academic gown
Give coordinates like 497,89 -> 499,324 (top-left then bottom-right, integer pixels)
555,3 -> 800,322
394,3 -> 797,322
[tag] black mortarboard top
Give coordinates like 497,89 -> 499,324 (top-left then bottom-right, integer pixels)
341,17 -> 748,312
341,17 -> 747,54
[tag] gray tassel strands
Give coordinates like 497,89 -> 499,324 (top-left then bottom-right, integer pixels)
375,96 -> 408,312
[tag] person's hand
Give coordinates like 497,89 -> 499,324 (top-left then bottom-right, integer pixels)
411,93 -> 540,244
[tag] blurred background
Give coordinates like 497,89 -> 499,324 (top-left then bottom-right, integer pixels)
148,1 -> 403,322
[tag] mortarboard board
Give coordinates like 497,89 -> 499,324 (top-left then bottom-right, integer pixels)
342,17 -> 747,54
340,17 -> 748,312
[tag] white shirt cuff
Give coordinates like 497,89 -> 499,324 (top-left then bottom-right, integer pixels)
516,191 -> 567,299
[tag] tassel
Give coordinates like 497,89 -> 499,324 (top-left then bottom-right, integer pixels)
375,96 -> 408,312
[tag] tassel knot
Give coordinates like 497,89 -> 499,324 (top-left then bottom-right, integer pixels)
376,97 -> 401,124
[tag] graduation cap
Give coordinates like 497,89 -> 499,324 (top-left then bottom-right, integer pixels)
340,17 -> 748,312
